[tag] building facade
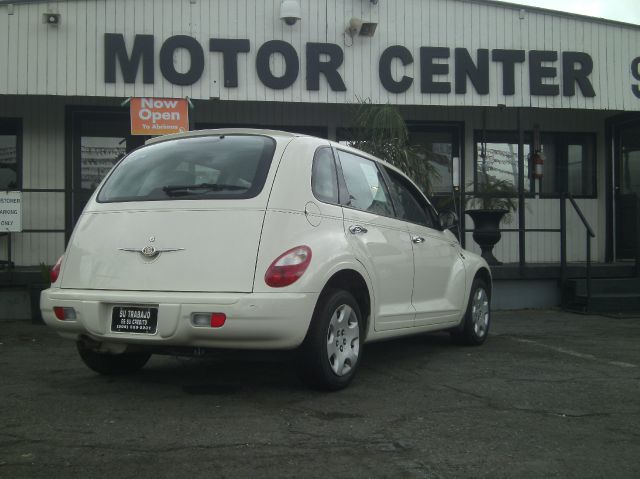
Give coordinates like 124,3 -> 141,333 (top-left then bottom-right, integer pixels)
1,0 -> 639,308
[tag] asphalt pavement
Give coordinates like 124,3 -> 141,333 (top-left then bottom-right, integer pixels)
1,310 -> 639,478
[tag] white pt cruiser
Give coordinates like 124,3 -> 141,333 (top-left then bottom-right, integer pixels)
41,129 -> 491,390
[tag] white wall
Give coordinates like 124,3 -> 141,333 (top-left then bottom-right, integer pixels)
0,95 -> 66,266
0,0 -> 639,110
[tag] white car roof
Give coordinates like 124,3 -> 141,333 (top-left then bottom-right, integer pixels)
145,128 -> 303,146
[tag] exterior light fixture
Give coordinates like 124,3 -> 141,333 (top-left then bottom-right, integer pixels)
43,12 -> 61,26
346,17 -> 378,38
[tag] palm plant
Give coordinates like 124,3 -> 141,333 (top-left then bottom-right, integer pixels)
347,99 -> 439,195
467,176 -> 518,223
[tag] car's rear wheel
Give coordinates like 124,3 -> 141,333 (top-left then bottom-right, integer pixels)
298,289 -> 363,390
76,342 -> 151,375
452,278 -> 491,346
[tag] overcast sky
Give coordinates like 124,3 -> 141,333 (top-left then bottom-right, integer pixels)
496,0 -> 640,25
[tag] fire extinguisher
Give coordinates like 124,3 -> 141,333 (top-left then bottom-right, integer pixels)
532,150 -> 544,179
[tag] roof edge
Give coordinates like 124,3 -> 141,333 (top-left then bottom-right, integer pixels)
1,0 -> 638,30
471,0 -> 640,31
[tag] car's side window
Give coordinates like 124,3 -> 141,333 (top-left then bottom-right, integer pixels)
384,167 -> 436,229
337,150 -> 395,217
311,147 -> 339,204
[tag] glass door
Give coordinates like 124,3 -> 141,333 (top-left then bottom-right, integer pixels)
615,120 -> 640,259
69,109 -> 147,231
408,124 -> 463,227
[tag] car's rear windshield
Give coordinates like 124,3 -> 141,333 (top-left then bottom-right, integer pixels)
97,134 -> 277,202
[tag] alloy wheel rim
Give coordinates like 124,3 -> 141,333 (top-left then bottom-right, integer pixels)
326,304 -> 360,377
472,287 -> 490,337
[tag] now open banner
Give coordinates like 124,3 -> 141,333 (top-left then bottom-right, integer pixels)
130,97 -> 189,136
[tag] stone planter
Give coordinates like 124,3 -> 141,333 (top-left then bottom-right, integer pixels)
465,209 -> 508,265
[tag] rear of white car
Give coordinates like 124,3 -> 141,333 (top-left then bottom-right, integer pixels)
42,128 -> 491,390
41,131 -> 323,352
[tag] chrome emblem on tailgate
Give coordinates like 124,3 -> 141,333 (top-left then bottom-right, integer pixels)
119,245 -> 184,259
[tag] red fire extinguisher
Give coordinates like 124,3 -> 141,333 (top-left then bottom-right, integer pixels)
532,123 -> 544,180
532,150 -> 544,179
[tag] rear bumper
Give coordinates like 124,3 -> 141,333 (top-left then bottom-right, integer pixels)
40,288 -> 319,350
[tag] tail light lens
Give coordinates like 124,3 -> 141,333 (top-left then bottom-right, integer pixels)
265,246 -> 312,288
53,306 -> 76,321
191,312 -> 227,328
51,255 -> 64,284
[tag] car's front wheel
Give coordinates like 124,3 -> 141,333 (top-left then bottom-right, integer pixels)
452,278 -> 491,346
76,342 -> 151,375
298,289 -> 363,390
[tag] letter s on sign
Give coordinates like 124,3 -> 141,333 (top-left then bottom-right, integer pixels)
632,57 -> 640,99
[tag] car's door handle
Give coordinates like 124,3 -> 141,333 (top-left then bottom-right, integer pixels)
349,225 -> 368,235
412,236 -> 425,244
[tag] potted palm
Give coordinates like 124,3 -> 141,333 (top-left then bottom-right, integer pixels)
347,99 -> 439,195
465,177 -> 517,265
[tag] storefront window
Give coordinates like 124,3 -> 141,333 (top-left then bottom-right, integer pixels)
539,133 -> 596,197
475,133 -> 531,193
409,130 -> 454,194
0,119 -> 21,190
620,126 -> 640,196
81,137 -> 126,189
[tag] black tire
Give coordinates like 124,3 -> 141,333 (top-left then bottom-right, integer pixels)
451,278 -> 491,346
297,289 -> 364,391
76,342 -> 151,375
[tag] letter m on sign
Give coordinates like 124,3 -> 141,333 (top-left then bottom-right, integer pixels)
104,33 -> 154,84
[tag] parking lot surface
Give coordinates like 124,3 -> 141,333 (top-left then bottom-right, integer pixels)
1,310 -> 639,478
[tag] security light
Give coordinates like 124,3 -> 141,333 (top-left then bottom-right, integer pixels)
347,17 -> 378,38
43,13 -> 61,26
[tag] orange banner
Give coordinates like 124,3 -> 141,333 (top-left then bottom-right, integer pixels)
130,97 -> 189,136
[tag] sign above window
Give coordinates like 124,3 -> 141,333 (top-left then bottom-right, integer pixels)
130,97 -> 189,136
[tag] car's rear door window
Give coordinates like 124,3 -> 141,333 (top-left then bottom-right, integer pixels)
337,150 -> 394,217
98,135 -> 276,202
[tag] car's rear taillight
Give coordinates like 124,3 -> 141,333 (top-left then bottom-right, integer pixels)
51,255 -> 64,284
191,312 -> 227,328
265,246 -> 312,288
53,306 -> 76,321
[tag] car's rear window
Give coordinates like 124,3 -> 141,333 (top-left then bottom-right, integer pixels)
97,135 -> 277,202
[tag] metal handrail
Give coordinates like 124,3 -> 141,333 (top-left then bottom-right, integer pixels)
1,188 -> 66,272
567,194 -> 596,238
561,192 -> 596,309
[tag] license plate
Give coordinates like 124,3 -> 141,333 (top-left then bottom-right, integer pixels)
111,306 -> 158,334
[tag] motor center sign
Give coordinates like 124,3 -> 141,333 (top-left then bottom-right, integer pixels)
0,191 -> 22,232
130,97 -> 189,136
104,33 -> 640,100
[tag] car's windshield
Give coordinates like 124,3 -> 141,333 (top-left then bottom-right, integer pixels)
97,134 -> 276,202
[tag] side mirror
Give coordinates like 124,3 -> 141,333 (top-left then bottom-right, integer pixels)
439,209 -> 459,231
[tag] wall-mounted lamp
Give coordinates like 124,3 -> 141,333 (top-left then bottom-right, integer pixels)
346,17 -> 378,38
280,0 -> 301,26
43,12 -> 61,26
370,0 -> 379,4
